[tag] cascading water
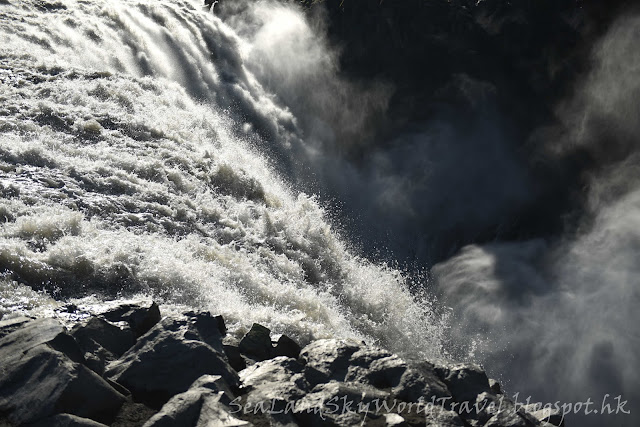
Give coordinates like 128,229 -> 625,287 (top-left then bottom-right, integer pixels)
0,0 -> 447,358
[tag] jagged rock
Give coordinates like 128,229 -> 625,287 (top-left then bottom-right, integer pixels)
462,392 -> 541,427
143,375 -> 247,427
273,334 -> 302,359
181,311 -> 226,354
522,404 -> 564,427
0,316 -> 33,338
238,356 -> 310,426
300,339 -> 450,404
28,413 -> 108,426
71,317 -> 135,375
350,347 -> 406,379
299,339 -> 361,383
0,318 -> 126,425
223,344 -> 247,372
72,317 -> 134,357
238,323 -> 273,361
489,378 -> 502,395
101,301 -> 161,338
439,363 -> 492,403
295,380 -> 389,426
105,317 -> 238,408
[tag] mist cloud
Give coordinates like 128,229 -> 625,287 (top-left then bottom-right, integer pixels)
433,12 -> 640,426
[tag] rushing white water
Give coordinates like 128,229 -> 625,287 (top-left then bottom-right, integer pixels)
0,0 -> 447,358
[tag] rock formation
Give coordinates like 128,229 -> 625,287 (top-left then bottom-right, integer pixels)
0,301 -> 564,426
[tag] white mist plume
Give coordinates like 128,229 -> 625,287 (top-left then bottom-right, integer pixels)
433,12 -> 640,427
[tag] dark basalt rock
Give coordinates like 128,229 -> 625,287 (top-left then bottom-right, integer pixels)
101,301 -> 161,338
143,375 -> 248,427
0,316 -> 33,338
0,319 -> 126,425
273,334 -> 302,359
439,363 -> 493,403
105,317 -> 238,408
0,303 -> 555,426
71,317 -> 135,375
224,344 -> 247,372
237,356 -> 310,426
238,323 -> 273,361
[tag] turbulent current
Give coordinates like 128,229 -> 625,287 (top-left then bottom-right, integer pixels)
0,0 -> 446,358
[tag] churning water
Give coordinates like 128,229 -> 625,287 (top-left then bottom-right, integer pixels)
0,0 -> 446,357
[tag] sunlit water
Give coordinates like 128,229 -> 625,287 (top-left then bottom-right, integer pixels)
0,0 -> 447,358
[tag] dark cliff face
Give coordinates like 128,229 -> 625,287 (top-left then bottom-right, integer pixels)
215,0 -> 637,265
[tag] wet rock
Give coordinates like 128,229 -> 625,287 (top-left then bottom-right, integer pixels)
489,378 -> 502,395
0,319 -> 126,425
71,317 -> 135,375
72,317 -> 134,357
105,318 -> 238,408
238,323 -> 273,361
299,339 -> 361,384
294,380 -> 389,426
273,334 -> 302,359
0,316 -> 33,338
223,344 -> 247,372
143,375 -> 247,427
181,311 -> 226,354
346,347 -> 408,388
238,356 -> 310,426
462,392 -> 540,427
102,301 -> 161,338
0,317 -> 84,364
300,339 -> 450,404
440,363 -> 492,403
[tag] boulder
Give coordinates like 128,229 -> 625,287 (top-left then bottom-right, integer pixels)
439,363 -> 492,403
143,375 -> 247,427
180,311 -> 226,354
143,390 -> 250,427
72,317 -> 135,357
223,344 -> 247,372
462,392 -> 541,427
299,339 -> 449,404
71,317 -> 135,375
0,316 -> 33,338
238,323 -> 273,361
101,301 -> 161,338
105,318 -> 238,408
272,334 -> 302,359
489,378 -> 502,395
294,380 -> 389,426
237,356 -> 310,426
0,319 -> 126,425
299,339 -> 361,384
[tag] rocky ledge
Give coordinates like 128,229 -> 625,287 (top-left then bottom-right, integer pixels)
0,302 -> 563,427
